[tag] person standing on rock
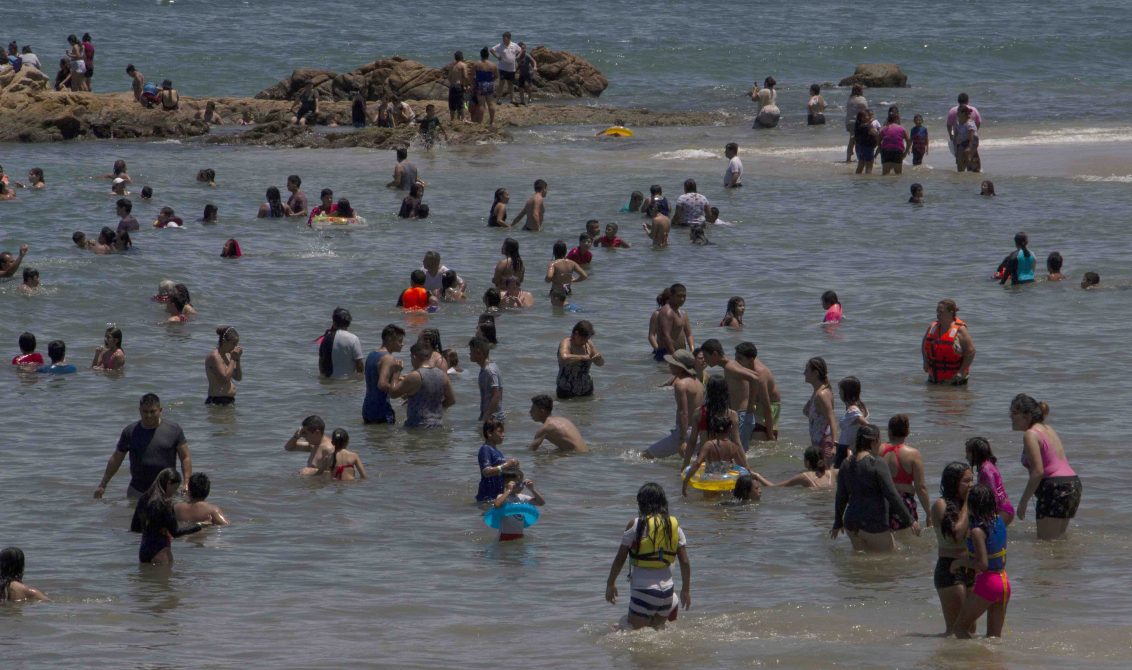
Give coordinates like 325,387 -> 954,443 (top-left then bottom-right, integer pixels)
125,64 -> 145,103
516,43 -> 537,106
845,84 -> 869,162
491,32 -> 522,105
65,35 -> 86,91
81,33 -> 95,91
387,148 -> 419,191
447,51 -> 471,123
473,47 -> 498,125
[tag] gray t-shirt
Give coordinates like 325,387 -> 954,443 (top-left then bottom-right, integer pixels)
478,361 -> 504,421
399,161 -> 418,191
331,330 -> 363,378
116,420 -> 186,493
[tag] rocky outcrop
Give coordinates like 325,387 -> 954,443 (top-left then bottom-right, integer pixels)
838,64 -> 909,88
207,119 -> 509,150
528,46 -> 607,97
256,48 -> 608,102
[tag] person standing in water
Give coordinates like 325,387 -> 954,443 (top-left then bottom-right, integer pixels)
831,424 -> 920,552
931,462 -> 975,636
949,485 -> 1011,639
511,179 -> 547,231
803,357 -> 839,467
175,473 -> 229,525
750,76 -> 780,128
999,232 -> 1036,286
1012,395 -> 1081,541
318,307 -> 364,379
390,341 -> 455,429
643,350 -> 705,459
525,395 -> 589,452
844,84 -> 869,162
807,84 -> 826,125
92,325 -> 125,370
545,240 -> 587,307
95,393 -> 191,500
556,320 -> 603,399
922,299 -> 975,385
605,483 -> 691,630
723,143 -> 743,188
133,469 -> 204,564
879,414 -> 932,531
204,326 -> 242,406
656,283 -> 694,359
363,324 -> 405,424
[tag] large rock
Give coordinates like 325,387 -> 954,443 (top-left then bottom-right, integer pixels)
528,46 -> 608,97
255,49 -> 608,102
0,89 -> 210,142
838,64 -> 908,88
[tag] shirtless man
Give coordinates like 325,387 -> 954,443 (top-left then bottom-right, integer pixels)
511,179 -> 547,231
642,202 -> 670,248
126,64 -> 146,103
501,274 -> 535,308
734,341 -> 779,442
701,339 -> 776,452
545,239 -> 587,307
656,283 -> 694,359
526,394 -> 589,453
446,51 -> 471,123
284,415 -> 334,470
285,175 -> 308,219
205,325 -> 242,405
0,244 -> 29,278
643,350 -> 705,459
174,473 -> 229,526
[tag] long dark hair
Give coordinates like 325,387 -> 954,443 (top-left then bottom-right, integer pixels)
967,484 -> 998,525
1014,231 -> 1033,261
853,423 -> 880,453
502,237 -> 524,278
806,356 -> 829,384
724,296 -> 744,323
132,468 -> 181,533
330,428 -> 348,469
939,461 -> 971,541
965,436 -> 997,469
318,307 -> 351,377
839,376 -> 866,416
633,482 -> 672,553
803,444 -> 827,477
266,187 -> 284,217
704,376 -> 729,423
1011,394 -> 1048,426
0,547 -> 25,603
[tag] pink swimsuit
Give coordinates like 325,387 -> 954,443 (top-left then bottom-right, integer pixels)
823,304 -> 843,323
1021,429 -> 1075,478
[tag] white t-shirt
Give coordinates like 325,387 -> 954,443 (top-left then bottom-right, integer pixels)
620,517 -> 687,591
331,330 -> 363,378
676,192 -> 709,227
500,492 -> 533,535
421,265 -> 454,293
22,53 -> 42,70
492,42 -> 522,72
724,156 -> 743,187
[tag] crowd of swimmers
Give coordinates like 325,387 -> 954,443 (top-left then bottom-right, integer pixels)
0,48 -> 1102,644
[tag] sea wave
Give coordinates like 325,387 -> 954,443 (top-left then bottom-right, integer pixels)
1075,175 -> 1132,183
650,149 -> 721,160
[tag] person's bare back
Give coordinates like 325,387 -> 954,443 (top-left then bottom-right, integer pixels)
175,500 -> 228,525
723,359 -> 756,413
534,416 -> 589,453
517,193 -> 544,231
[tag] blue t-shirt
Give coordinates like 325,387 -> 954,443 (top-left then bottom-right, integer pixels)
910,125 -> 928,151
476,443 -> 506,503
38,363 -> 77,375
362,351 -> 396,423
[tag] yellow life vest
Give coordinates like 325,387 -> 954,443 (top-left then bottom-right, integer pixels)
629,515 -> 681,569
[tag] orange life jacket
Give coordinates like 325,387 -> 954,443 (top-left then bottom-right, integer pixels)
922,318 -> 966,382
400,286 -> 430,310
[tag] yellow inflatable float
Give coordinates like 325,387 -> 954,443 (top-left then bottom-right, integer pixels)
597,124 -> 633,138
682,464 -> 750,492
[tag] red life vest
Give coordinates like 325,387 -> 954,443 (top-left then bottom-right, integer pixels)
400,286 -> 430,310
922,318 -> 966,382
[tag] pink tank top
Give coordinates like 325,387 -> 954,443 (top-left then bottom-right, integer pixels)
1022,428 -> 1075,478
880,124 -> 905,151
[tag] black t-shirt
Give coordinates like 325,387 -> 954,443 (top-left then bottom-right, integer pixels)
419,116 -> 442,136
116,420 -> 186,492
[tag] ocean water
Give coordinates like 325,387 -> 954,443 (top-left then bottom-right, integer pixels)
3,3 -> 1132,669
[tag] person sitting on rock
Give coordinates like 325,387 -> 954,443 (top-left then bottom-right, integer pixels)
291,84 -> 318,126
159,79 -> 179,111
392,96 -> 416,126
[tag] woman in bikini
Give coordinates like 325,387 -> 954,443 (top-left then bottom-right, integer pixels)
879,414 -> 931,532
317,429 -> 367,481
92,325 -> 125,370
683,375 -> 741,469
802,357 -> 839,467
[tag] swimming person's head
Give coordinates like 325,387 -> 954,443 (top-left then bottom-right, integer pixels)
732,474 -> 757,501
1081,271 -> 1100,289
17,331 -> 36,354
980,180 -> 996,196
1046,251 -> 1063,274
188,472 -> 211,501
203,204 -> 218,222
704,375 -> 730,419
46,339 -> 65,363
636,482 -> 669,519
821,290 -> 840,309
0,546 -> 27,601
530,394 -> 554,420
420,328 -> 442,353
725,296 -> 745,321
215,325 -> 239,351
409,269 -> 426,287
331,307 -> 352,330
853,423 -> 880,454
803,445 -> 826,476
331,428 -> 349,452
627,191 -> 644,211
483,287 -> 501,309
725,142 -> 738,158
1013,231 -> 1030,255
552,240 -> 567,259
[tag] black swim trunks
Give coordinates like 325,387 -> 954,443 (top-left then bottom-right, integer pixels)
499,70 -> 515,82
205,395 -> 236,406
880,148 -> 904,164
448,84 -> 464,112
1035,475 -> 1082,520
933,557 -> 975,589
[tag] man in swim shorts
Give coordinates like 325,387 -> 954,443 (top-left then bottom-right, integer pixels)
490,32 -> 522,104
94,393 -> 192,499
446,51 -> 470,122
656,283 -> 694,359
701,339 -> 767,452
511,179 -> 547,231
735,342 -> 779,442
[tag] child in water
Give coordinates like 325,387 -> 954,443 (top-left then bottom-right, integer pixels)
0,547 -> 49,602
720,296 -> 745,328
949,484 -> 1010,638
196,168 -> 216,187
1081,271 -> 1100,289
492,470 -> 545,541
18,267 -> 39,295
910,114 -> 928,165
723,474 -> 760,504
318,428 -> 367,481
595,222 -> 631,248
909,183 -> 924,204
605,482 -> 691,630
1046,252 -> 1065,281
822,290 -> 842,323
174,473 -> 230,525
965,437 -> 1014,525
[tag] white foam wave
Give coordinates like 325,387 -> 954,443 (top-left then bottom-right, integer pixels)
650,149 -> 721,160
1075,175 -> 1132,183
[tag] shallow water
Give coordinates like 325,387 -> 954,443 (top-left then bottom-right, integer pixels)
4,3 -> 1132,669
